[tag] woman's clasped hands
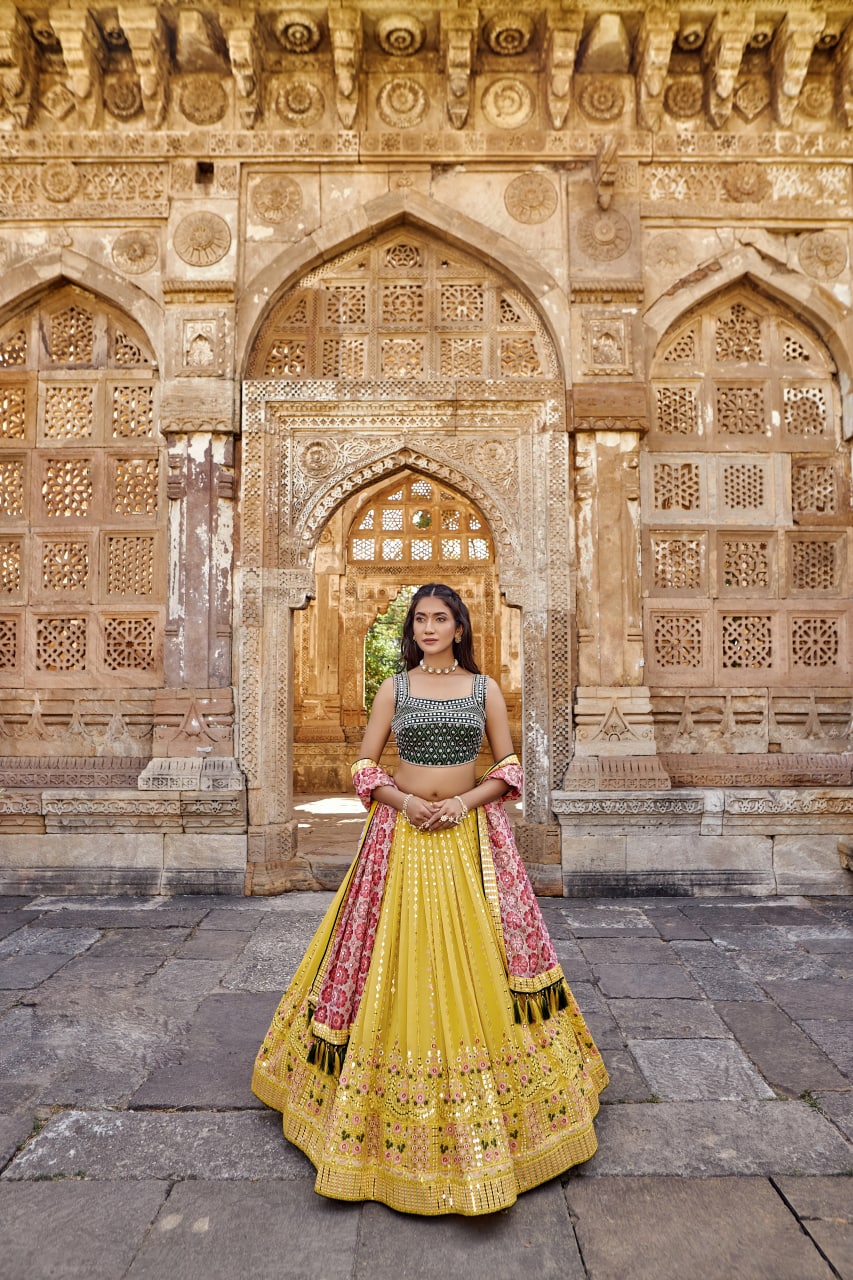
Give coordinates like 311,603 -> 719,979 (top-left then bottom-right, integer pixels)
401,792 -> 467,832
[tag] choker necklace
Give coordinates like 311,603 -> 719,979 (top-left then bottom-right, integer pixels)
420,658 -> 458,675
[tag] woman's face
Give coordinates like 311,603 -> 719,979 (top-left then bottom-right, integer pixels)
412,595 -> 461,656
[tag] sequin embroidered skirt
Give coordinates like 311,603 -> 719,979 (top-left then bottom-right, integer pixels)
251,810 -> 608,1216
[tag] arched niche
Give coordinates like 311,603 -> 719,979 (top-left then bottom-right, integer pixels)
236,223 -> 572,887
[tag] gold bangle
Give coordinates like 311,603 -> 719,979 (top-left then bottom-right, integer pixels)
402,793 -> 414,824
454,795 -> 468,825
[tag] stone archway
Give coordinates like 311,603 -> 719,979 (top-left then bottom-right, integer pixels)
236,225 -> 571,893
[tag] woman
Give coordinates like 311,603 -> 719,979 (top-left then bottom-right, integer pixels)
252,583 -> 607,1215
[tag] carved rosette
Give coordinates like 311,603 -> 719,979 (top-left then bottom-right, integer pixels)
577,209 -> 632,261
251,176 -> 303,225
112,230 -> 159,275
723,162 -> 771,203
733,79 -> 770,122
481,78 -> 534,129
483,12 -> 534,55
274,79 -> 325,126
664,77 -> 703,118
173,212 -> 232,266
276,12 -> 321,53
504,173 -> 557,224
577,77 -> 626,121
376,14 -> 425,56
297,439 -> 340,479
179,75 -> 227,125
104,74 -> 143,120
647,232 -> 690,275
799,80 -> 834,118
798,231 -> 847,280
377,78 -> 428,128
41,161 -> 80,202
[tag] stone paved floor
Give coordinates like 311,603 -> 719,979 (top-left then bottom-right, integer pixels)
0,890 -> 851,1280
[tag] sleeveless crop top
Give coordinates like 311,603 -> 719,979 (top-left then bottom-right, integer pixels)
392,670 -> 487,767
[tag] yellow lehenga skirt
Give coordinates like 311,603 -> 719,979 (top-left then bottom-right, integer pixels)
252,809 -> 608,1215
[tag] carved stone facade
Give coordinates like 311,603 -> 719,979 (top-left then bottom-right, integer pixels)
0,2 -> 851,897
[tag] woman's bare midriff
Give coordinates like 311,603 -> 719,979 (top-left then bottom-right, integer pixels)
393,762 -> 478,802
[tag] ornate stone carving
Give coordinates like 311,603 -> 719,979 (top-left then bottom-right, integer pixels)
577,77 -> 625,122
545,19 -> 582,129
663,77 -> 703,118
174,212 -> 231,266
701,11 -> 753,128
583,315 -> 632,375
104,73 -> 143,120
723,162 -> 771,203
111,230 -> 158,275
274,77 -> 324,125
41,161 -> 80,203
441,9 -> 476,129
799,79 -> 834,118
376,14 -> 425,56
329,7 -> 362,128
483,12 -> 534,56
771,12 -> 826,128
504,172 -> 557,223
297,439 -> 340,479
733,79 -> 770,122
179,74 -> 227,124
635,10 -> 679,130
798,231 -> 847,280
482,78 -> 534,129
577,209 -> 632,261
120,7 -> 169,127
250,176 -> 303,224
43,83 -> 76,120
275,11 -> 321,53
377,77 -> 428,128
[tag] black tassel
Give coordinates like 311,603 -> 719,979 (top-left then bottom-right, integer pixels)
307,1036 -> 347,1077
512,980 -> 570,1025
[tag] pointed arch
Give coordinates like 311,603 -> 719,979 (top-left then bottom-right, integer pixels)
645,245 -> 853,437
237,189 -> 571,384
0,249 -> 163,369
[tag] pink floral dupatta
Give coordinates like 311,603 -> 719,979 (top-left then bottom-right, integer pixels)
307,755 -> 567,1062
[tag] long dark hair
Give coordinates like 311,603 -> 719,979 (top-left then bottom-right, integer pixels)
399,583 -> 481,674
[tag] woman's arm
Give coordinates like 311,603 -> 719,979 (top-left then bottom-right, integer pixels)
356,677 -> 395,764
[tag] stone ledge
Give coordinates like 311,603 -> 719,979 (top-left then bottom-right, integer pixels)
0,757 -> 148,788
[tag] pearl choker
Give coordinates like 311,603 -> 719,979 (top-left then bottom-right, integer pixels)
419,658 -> 459,675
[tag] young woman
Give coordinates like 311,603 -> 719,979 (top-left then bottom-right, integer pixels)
252,583 -> 607,1215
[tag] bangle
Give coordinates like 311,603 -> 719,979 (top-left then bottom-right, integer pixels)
453,795 -> 468,825
402,794 -> 414,824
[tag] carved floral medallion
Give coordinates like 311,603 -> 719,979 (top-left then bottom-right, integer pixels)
799,80 -> 834,118
377,78 -> 428,128
103,74 -> 143,120
798,231 -> 847,280
733,79 -> 770,122
179,75 -> 227,125
376,13 -> 425,56
483,12 -> 534,55
173,212 -> 231,266
298,439 -> 340,479
275,12 -> 321,52
275,78 -> 325,126
504,173 -> 557,224
577,78 -> 625,121
482,79 -> 534,129
112,230 -> 159,275
723,163 -> 770,203
577,209 -> 631,261
251,176 -> 303,225
663,78 -> 703,119
41,161 -> 80,202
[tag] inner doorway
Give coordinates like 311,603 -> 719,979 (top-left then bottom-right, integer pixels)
292,469 -> 520,792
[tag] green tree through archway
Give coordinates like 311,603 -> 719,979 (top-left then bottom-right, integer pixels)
364,587 -> 415,713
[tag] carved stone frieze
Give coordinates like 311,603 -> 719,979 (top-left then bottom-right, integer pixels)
661,753 -> 853,789
274,77 -> 324,125
642,164 -> 852,215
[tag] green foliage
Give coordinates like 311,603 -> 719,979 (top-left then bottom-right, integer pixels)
364,586 -> 415,713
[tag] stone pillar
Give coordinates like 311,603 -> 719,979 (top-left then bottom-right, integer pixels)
568,386 -> 669,786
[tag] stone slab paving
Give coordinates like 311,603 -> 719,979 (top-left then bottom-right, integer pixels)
564,1176 -> 837,1280
0,891 -> 848,1280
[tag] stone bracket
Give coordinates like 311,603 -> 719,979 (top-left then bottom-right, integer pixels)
633,9 -> 679,131
702,11 -> 754,128
119,4 -> 170,128
441,8 -> 477,129
545,18 -> 583,129
329,7 -> 362,128
771,13 -> 826,127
